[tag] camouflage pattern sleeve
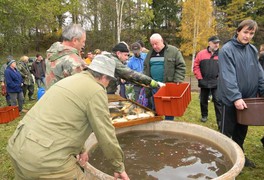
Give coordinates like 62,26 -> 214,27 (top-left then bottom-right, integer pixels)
16,62 -> 34,85
115,59 -> 152,85
45,42 -> 87,89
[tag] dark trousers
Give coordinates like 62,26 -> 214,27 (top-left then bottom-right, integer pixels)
221,104 -> 248,151
119,83 -> 126,98
133,85 -> 142,101
9,92 -> 24,111
200,88 -> 222,128
36,77 -> 46,88
22,84 -> 34,99
149,88 -> 174,120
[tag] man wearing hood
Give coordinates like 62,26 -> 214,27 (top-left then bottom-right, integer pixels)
45,24 -> 87,89
218,19 -> 264,168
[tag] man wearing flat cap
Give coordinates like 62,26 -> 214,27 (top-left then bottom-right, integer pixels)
193,35 -> 222,130
7,55 -> 130,180
105,41 -> 163,95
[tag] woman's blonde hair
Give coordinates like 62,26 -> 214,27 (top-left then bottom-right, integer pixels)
20,55 -> 29,62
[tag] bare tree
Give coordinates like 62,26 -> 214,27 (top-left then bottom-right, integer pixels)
116,0 -> 125,43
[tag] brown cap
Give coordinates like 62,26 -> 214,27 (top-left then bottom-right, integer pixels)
131,42 -> 141,53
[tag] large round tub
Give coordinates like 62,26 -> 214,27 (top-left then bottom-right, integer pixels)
83,121 -> 245,180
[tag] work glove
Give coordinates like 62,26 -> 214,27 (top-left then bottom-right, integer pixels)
150,80 -> 165,88
157,82 -> 166,87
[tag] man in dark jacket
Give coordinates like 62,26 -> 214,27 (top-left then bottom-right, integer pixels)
144,33 -> 186,120
193,36 -> 222,129
31,54 -> 46,88
218,19 -> 264,168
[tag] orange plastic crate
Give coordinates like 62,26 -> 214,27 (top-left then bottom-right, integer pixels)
154,82 -> 191,116
0,106 -> 19,124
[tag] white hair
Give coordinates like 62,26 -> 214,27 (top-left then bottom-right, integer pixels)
150,33 -> 163,41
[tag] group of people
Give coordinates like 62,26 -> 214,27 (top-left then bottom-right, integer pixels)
194,19 -> 264,168
0,54 -> 46,112
6,19 -> 264,179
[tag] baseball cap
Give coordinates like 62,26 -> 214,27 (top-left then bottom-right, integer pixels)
208,36 -> 220,43
131,42 -> 141,54
88,55 -> 116,80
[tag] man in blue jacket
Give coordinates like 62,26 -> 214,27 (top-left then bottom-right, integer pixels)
218,19 -> 264,168
127,42 -> 147,101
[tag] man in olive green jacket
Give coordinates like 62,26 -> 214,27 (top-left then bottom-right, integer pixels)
16,56 -> 35,100
105,42 -> 163,95
144,33 -> 186,120
7,55 -> 130,180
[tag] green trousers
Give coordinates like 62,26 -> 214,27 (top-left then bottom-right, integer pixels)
10,156 -> 86,180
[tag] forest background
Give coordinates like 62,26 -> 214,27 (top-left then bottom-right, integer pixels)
0,0 -> 264,60
0,0 -> 264,179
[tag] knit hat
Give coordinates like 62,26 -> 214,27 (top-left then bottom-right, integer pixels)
208,36 -> 220,43
7,59 -> 16,66
112,42 -> 129,53
131,42 -> 141,53
88,55 -> 116,80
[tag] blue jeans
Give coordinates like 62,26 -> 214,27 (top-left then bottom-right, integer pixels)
36,77 -> 46,88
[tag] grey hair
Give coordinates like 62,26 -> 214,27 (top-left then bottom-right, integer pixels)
150,33 -> 163,41
62,24 -> 85,41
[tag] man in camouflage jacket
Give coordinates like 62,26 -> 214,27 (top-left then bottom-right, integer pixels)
45,24 -> 87,89
17,56 -> 35,100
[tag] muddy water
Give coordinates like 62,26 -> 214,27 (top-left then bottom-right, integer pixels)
89,131 -> 233,180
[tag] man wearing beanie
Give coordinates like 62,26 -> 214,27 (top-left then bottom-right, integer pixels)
105,41 -> 163,94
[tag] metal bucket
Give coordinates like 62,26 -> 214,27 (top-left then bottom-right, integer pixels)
83,121 -> 245,180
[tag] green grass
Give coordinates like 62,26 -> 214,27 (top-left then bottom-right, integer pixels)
1,92 -> 263,179
0,58 -> 263,179
0,95 -> 36,180
175,93 -> 264,180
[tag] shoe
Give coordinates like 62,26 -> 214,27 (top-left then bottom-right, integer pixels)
261,137 -> 264,148
244,157 -> 256,168
200,117 -> 207,122
20,109 -> 28,113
